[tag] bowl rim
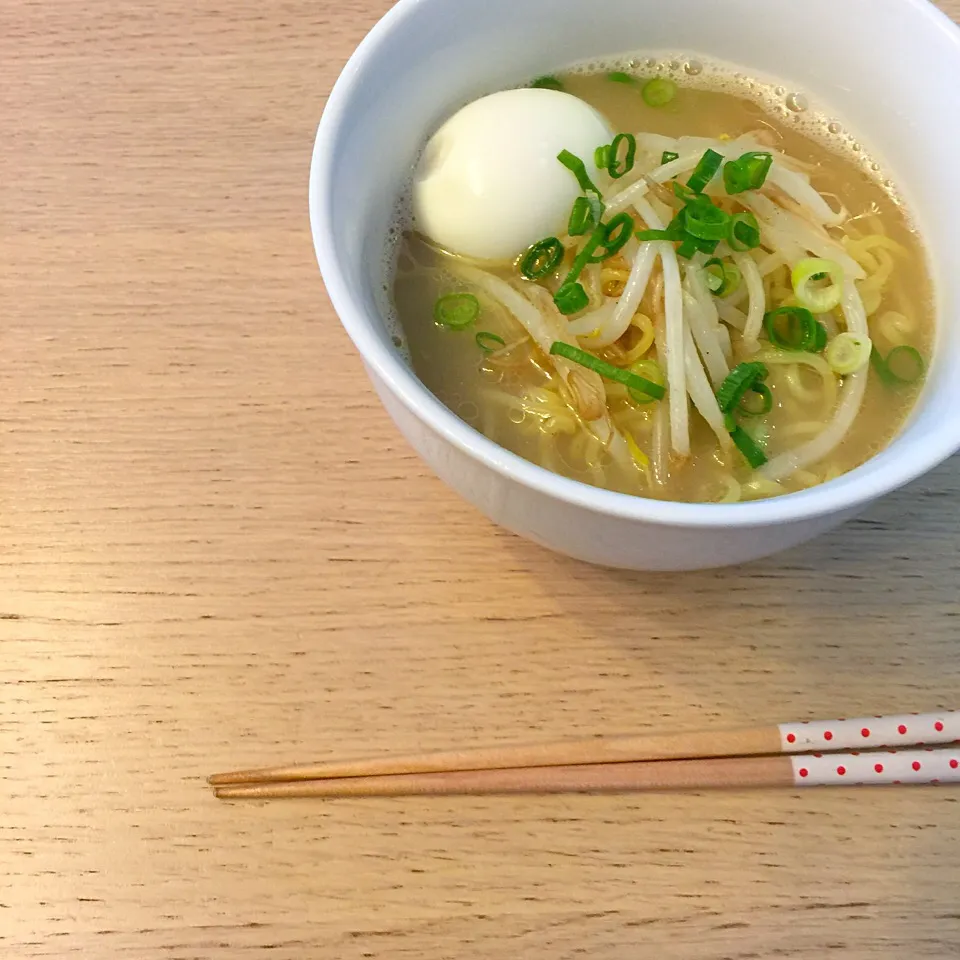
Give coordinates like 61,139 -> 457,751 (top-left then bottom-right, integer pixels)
310,0 -> 960,530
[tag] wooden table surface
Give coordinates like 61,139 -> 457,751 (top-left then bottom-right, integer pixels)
4,2 -> 960,957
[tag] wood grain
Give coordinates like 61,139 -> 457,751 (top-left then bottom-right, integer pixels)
2,1 -> 960,957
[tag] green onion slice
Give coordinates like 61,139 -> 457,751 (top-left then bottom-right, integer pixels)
531,75 -> 563,91
553,282 -> 590,316
608,71 -> 641,88
475,331 -> 506,353
683,201 -> 731,241
607,132 -> 637,180
550,341 -> 666,400
642,77 -> 677,107
723,151 -> 774,194
557,149 -> 605,223
730,425 -> 768,468
728,210 -> 761,251
520,237 -> 564,280
588,212 -> 635,262
813,320 -> 828,353
825,332 -> 872,375
563,224 -> 605,284
434,293 -> 480,329
886,345 -> 926,383
594,145 -> 611,170
871,344 -> 926,385
636,228 -> 675,242
678,235 -> 718,258
704,258 -> 726,293
722,164 -> 750,196
637,205 -> 689,244
568,197 -> 596,237
791,257 -> 844,313
661,150 -> 680,165
763,306 -> 826,351
627,359 -> 665,404
716,361 -> 769,413
704,258 -> 741,296
686,149 -> 724,193
739,382 -> 773,416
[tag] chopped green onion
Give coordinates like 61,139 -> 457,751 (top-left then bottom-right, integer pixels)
791,257 -> 844,313
562,224 -> 605,286
871,344 -> 925,385
549,342 -> 666,400
475,331 -> 506,353
636,228 -> 675,242
728,211 -> 761,251
886,345 -> 926,383
704,258 -> 741,296
683,201 -> 731,241
434,293 -> 480,329
531,75 -> 563,91
665,205 -> 692,238
642,77 -> 677,107
813,320 -> 828,353
519,237 -> 564,280
730,425 -> 768,468
608,71 -> 641,88
704,258 -> 726,293
739,382 -> 773,416
594,145 -> 611,169
661,150 -> 680,165
723,151 -> 774,194
716,361 -> 769,413
553,282 -> 590,316
568,197 -> 596,237
627,359 -> 665,404
678,234 -> 718,258
722,261 -> 743,295
825,332 -> 872,375
607,132 -> 637,180
763,306 -> 826,351
686,149 -> 724,193
589,212 -> 635,261
557,149 -> 604,222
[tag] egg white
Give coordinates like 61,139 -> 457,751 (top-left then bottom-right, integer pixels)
412,89 -> 613,262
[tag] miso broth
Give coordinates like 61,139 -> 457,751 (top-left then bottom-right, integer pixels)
392,59 -> 934,503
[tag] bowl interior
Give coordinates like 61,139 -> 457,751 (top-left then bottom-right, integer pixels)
313,0 -> 960,519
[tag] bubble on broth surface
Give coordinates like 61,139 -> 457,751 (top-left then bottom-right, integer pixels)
785,92 -> 808,113
378,190 -> 415,364
458,400 -> 480,422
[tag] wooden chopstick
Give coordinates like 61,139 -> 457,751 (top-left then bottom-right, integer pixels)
209,710 -> 958,786
212,747 -> 960,800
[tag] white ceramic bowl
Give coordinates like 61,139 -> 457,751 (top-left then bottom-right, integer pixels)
311,0 -> 960,570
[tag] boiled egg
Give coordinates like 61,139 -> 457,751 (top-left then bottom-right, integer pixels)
412,89 -> 612,262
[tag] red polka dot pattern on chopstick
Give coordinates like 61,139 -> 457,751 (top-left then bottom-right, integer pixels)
779,712 -> 958,753
790,748 -> 960,786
